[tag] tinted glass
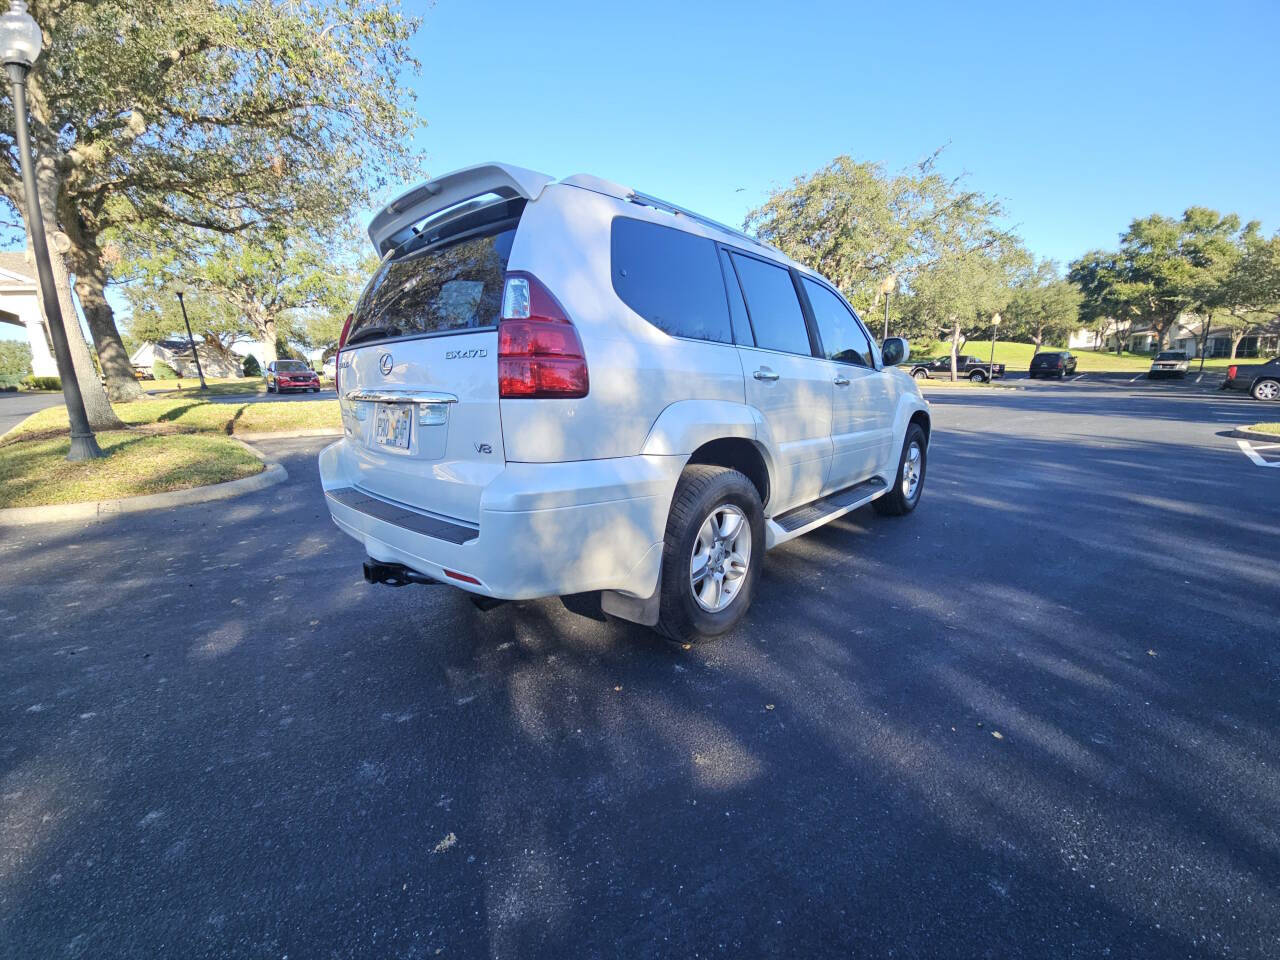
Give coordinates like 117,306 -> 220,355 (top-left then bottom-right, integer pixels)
276,360 -> 309,372
803,279 -> 872,366
1155,352 -> 1184,360
718,249 -> 754,346
612,218 -> 732,344
729,253 -> 812,356
349,228 -> 515,344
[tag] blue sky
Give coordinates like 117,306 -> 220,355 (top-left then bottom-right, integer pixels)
5,0 -> 1279,343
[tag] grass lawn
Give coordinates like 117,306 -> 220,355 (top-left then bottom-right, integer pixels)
4,395 -> 339,443
1248,423 -> 1280,435
146,375 -> 335,399
0,431 -> 263,508
915,341 -> 1257,373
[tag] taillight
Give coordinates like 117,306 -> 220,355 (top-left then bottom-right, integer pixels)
498,273 -> 588,398
1055,359 -> 1063,368
334,312 -> 353,394
1227,365 -> 1237,380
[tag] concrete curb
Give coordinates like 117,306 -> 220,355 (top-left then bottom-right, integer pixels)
234,428 -> 342,441
1232,427 -> 1280,444
0,437 -> 289,527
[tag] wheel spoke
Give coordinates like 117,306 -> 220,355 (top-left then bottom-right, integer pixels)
717,510 -> 744,543
690,552 -> 710,585
724,553 -> 748,581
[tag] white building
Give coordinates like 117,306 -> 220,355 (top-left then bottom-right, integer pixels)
130,338 -> 244,378
0,251 -> 58,378
1067,319 -> 1278,358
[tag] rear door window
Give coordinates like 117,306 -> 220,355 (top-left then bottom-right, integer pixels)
728,252 -> 813,356
348,228 -> 515,345
801,278 -> 873,367
611,218 -> 733,344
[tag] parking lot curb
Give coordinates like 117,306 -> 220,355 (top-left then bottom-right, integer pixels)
1232,426 -> 1280,443
0,439 -> 288,527
234,428 -> 342,441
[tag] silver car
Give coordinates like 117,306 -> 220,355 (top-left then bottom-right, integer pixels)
1149,351 -> 1190,379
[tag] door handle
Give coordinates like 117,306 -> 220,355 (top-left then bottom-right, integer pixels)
753,369 -> 780,381
833,376 -> 850,386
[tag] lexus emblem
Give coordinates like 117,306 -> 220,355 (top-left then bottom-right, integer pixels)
378,353 -> 393,375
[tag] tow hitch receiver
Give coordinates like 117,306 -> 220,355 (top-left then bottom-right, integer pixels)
363,559 -> 441,587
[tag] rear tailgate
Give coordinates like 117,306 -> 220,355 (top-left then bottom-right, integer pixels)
338,203 -> 524,524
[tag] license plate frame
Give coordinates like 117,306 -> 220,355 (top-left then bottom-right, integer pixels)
373,403 -> 412,450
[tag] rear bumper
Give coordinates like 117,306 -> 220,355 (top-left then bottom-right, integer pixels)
318,440 -> 684,600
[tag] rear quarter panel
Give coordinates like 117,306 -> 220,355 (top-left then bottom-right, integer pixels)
499,185 -> 746,463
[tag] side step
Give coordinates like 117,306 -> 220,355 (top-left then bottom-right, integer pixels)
767,477 -> 887,547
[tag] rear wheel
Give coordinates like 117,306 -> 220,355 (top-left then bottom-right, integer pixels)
656,465 -> 764,642
874,424 -> 927,517
266,382 -> 275,393
912,369 -> 928,380
1252,379 -> 1280,401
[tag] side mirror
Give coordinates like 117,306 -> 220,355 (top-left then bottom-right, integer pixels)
881,337 -> 910,366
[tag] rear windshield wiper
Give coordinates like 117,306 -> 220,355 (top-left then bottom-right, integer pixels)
345,324 -> 402,347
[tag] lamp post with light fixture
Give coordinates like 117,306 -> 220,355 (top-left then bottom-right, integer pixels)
1,0 -> 101,459
879,274 -> 896,341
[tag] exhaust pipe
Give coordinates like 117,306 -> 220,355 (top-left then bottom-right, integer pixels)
362,559 -> 441,588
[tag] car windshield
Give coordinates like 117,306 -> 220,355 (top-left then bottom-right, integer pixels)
1155,352 -> 1185,360
276,361 -> 310,372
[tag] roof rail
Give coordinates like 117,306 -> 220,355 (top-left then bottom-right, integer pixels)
628,191 -> 775,255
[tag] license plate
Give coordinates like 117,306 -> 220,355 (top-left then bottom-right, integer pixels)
373,404 -> 412,449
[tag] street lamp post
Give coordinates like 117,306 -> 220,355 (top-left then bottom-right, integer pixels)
175,291 -> 208,391
989,312 -> 1001,383
1,0 -> 101,460
879,274 -> 896,341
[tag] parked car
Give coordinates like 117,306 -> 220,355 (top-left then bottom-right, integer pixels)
1028,351 -> 1078,379
1148,351 -> 1190,379
909,355 -> 1005,382
322,356 -> 337,380
266,359 -> 321,393
1221,358 -> 1280,400
320,162 -> 931,642
132,366 -> 155,381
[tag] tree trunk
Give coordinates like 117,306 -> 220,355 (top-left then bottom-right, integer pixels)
1229,328 -> 1248,359
73,252 -> 145,402
25,239 -> 125,431
1033,328 -> 1044,352
251,311 -> 279,365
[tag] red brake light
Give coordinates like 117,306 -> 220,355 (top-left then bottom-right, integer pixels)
498,273 -> 588,399
1227,365 -> 1237,380
334,312 -> 353,393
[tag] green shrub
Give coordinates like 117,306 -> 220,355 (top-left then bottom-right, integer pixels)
153,360 -> 179,380
242,354 -> 261,377
21,375 -> 61,390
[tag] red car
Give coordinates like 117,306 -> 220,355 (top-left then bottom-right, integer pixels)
265,360 -> 321,393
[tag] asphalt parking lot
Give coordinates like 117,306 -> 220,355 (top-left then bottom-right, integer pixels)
2,384 -> 1278,959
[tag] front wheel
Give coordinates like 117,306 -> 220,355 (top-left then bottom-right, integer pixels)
1252,379 -> 1280,401
912,369 -> 928,380
874,423 -> 928,517
656,465 -> 764,642
969,371 -> 987,383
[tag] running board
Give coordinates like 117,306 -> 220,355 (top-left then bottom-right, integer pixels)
766,477 -> 888,548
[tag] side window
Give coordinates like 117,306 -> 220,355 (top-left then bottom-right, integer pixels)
728,253 -> 812,356
801,278 -> 873,367
611,217 -> 732,344
718,248 -> 754,346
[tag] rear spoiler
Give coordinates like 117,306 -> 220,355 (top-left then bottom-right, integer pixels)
368,163 -> 554,257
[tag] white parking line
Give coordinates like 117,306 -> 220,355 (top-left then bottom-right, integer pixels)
1129,374 -> 1142,383
1236,439 -> 1280,468
1195,373 -> 1204,383
1073,374 -> 1087,381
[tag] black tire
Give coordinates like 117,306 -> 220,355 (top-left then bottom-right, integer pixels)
912,369 -> 928,380
655,465 -> 764,643
969,371 -> 986,383
1251,378 -> 1280,401
266,382 -> 274,393
874,423 -> 928,517
312,387 -> 320,393
1057,369 -> 1067,380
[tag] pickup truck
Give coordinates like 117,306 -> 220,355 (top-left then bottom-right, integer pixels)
909,355 -> 1005,382
1221,358 -> 1280,401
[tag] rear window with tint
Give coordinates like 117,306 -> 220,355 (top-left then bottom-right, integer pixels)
349,228 -> 515,344
611,217 -> 733,344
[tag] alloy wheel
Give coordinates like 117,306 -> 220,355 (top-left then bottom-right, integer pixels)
902,441 -> 923,501
690,504 -> 751,613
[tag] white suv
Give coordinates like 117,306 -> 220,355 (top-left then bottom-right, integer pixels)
320,163 -> 930,641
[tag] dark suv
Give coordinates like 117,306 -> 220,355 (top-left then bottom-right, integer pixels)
1029,351 -> 1077,379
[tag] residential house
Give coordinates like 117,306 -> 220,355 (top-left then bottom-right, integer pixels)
130,339 -> 243,378
0,251 -> 59,378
